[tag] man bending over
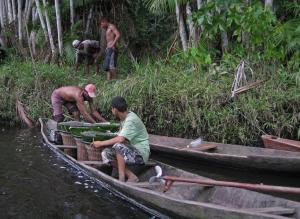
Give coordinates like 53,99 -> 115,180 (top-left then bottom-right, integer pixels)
73,40 -> 101,75
51,84 -> 106,123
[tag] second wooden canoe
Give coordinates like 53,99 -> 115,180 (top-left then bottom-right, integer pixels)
148,134 -> 300,173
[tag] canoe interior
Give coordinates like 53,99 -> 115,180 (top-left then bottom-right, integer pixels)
149,134 -> 300,157
42,119 -> 300,219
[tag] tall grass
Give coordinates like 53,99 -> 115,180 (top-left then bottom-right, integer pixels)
0,57 -> 299,145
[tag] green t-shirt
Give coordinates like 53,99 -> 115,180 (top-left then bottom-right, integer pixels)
118,112 -> 150,162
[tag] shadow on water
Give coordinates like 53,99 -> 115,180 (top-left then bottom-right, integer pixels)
0,128 -> 163,219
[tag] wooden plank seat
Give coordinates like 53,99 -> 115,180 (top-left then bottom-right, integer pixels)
243,207 -> 295,216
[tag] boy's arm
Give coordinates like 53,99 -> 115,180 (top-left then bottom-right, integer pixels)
91,136 -> 126,148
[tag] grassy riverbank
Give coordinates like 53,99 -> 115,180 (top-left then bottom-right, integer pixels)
0,57 -> 299,146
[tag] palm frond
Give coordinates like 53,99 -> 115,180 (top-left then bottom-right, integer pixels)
143,0 -> 190,14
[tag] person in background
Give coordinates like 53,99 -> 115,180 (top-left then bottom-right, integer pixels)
51,84 -> 106,123
99,18 -> 120,80
91,96 -> 150,182
72,40 -> 101,75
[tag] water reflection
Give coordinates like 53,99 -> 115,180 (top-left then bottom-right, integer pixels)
0,128 -> 157,219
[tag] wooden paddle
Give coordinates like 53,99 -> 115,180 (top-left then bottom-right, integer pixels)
163,176 -> 300,195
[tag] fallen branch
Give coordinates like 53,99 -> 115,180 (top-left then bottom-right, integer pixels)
233,80 -> 265,96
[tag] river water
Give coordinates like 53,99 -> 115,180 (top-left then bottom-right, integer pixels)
0,128 -> 155,219
1,128 -> 300,219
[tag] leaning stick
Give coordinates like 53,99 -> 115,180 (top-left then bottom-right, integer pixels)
163,176 -> 300,195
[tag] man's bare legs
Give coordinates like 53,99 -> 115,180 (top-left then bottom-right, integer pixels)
95,63 -> 100,74
116,152 -> 138,182
116,153 -> 125,181
94,52 -> 102,74
107,69 -> 117,80
84,58 -> 89,76
107,71 -> 112,80
72,112 -> 80,121
111,69 -> 117,79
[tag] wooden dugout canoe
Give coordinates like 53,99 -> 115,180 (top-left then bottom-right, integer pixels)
262,135 -> 300,153
148,134 -> 300,173
40,118 -> 300,219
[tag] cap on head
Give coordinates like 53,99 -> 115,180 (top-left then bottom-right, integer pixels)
85,84 -> 97,98
72,40 -> 81,48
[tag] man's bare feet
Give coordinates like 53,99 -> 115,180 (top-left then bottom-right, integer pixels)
119,174 -> 125,182
127,176 -> 139,183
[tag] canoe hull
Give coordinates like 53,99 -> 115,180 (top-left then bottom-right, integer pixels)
262,135 -> 300,153
40,119 -> 300,219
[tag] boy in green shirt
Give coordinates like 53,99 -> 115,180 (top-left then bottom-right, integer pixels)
91,96 -> 150,182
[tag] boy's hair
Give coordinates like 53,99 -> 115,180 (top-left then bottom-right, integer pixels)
99,17 -> 109,23
111,96 -> 127,112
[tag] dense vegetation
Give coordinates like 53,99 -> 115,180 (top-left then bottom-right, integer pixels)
0,0 -> 299,145
1,55 -> 299,145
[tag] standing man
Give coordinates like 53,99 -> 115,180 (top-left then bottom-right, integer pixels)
51,84 -> 106,123
73,39 -> 101,75
99,18 -> 121,80
91,96 -> 150,182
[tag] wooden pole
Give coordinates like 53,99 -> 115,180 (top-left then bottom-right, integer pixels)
54,0 -> 63,57
163,176 -> 300,195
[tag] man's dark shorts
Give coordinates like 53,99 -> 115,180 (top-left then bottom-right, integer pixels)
103,48 -> 118,71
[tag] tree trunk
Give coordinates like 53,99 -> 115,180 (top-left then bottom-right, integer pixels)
35,0 -> 49,43
70,0 -> 74,27
30,6 -> 38,57
3,0 -> 8,24
265,0 -> 273,10
85,6 -> 93,37
55,0 -> 63,57
30,31 -> 37,57
2,0 -> 8,26
186,1 -> 196,46
25,0 -> 33,25
221,30 -> 229,54
0,1 -> 4,28
42,0 -> 56,60
17,0 -> 22,45
0,33 -> 8,48
11,0 -> 17,21
25,24 -> 34,61
242,0 -> 250,49
7,0 -> 13,23
175,1 -> 188,51
197,0 -> 203,8
194,0 -> 203,44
